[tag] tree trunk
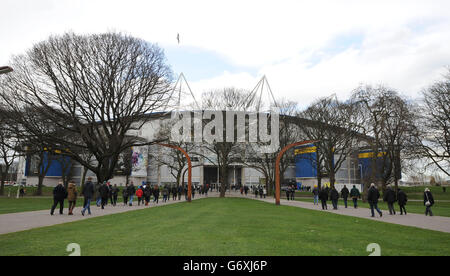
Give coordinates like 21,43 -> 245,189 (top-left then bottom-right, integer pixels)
80,166 -> 88,191
36,175 -> 44,196
219,166 -> 228,198
0,175 -> 5,196
329,172 -> 336,189
316,156 -> 322,189
0,166 -> 8,196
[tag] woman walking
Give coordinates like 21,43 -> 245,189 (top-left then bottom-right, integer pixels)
163,186 -> 169,202
383,185 -> 397,215
144,185 -> 151,206
397,188 -> 408,215
67,181 -> 78,215
136,186 -> 144,206
424,188 -> 435,216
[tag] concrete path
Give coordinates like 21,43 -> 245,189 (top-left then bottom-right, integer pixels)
1,191 -> 450,235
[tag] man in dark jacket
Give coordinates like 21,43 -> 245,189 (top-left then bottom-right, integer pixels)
99,182 -> 110,209
111,184 -> 119,206
397,188 -> 408,215
319,188 -> 328,210
341,185 -> 350,208
350,185 -> 361,208
81,177 -> 94,216
424,188 -> 435,216
153,185 -> 160,204
312,185 -> 319,205
122,184 -> 129,206
128,183 -> 136,206
290,185 -> 296,200
330,187 -> 339,210
367,183 -> 383,218
383,185 -> 397,215
51,181 -> 68,215
172,186 -> 178,201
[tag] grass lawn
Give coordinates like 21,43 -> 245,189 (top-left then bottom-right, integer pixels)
0,197 -> 449,256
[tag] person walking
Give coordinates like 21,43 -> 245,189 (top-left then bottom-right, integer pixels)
424,188 -> 435,216
128,183 -> 136,206
122,184 -> 129,206
99,181 -> 110,210
50,181 -> 67,216
263,187 -> 267,199
367,183 -> 383,218
397,188 -> 408,215
95,182 -> 102,207
154,185 -> 160,204
285,186 -> 291,201
111,184 -> 119,206
144,185 -> 151,206
319,188 -> 328,210
163,186 -> 169,202
172,186 -> 178,201
350,185 -> 361,208
166,185 -> 171,201
178,185 -> 183,200
341,185 -> 349,208
312,185 -> 319,205
107,182 -> 113,206
383,185 -> 397,215
290,185 -> 296,201
259,186 -> 264,199
67,181 -> 78,215
136,186 -> 144,206
330,186 -> 339,210
81,177 -> 94,216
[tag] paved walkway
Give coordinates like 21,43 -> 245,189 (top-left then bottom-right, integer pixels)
1,191 -> 450,235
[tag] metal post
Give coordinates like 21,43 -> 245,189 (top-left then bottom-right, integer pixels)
275,140 -> 318,205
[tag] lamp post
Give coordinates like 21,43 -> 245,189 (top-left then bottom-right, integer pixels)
0,66 -> 13,75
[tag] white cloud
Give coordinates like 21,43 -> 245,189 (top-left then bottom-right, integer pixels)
1,0 -> 450,108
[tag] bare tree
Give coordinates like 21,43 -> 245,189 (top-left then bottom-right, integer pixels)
418,69 -> 450,176
240,100 -> 301,195
351,85 -> 418,192
297,95 -> 360,188
0,109 -> 21,195
150,118 -> 196,187
0,32 -> 173,185
200,88 -> 256,197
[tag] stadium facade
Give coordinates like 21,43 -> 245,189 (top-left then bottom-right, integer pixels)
16,112 -> 385,192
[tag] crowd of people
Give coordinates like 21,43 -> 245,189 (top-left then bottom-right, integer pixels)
311,183 -> 436,217
49,177 -> 437,218
50,177 -> 214,216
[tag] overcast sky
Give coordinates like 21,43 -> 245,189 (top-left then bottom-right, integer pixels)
2,0 -> 450,108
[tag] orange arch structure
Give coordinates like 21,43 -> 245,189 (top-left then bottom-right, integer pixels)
157,143 -> 192,203
275,140 -> 318,205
